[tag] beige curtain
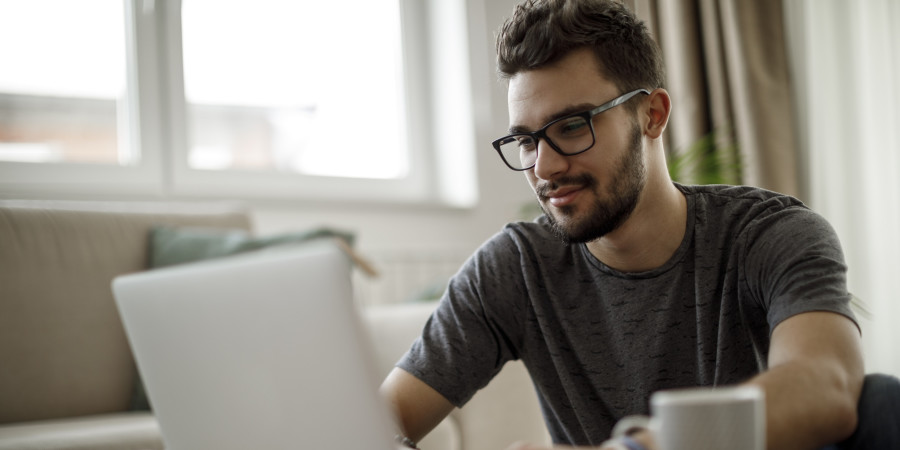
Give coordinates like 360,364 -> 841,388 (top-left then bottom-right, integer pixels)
624,0 -> 800,198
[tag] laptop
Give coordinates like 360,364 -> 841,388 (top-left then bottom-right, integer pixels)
112,242 -> 397,450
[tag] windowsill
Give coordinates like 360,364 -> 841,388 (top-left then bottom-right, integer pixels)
0,179 -> 479,213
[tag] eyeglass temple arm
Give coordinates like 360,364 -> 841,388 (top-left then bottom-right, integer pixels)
603,89 -> 651,110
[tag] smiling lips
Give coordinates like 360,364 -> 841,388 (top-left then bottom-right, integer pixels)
544,185 -> 585,207
537,173 -> 595,209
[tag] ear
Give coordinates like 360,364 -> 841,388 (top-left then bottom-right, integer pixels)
643,88 -> 671,139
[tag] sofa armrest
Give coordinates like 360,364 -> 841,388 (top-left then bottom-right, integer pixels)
0,413 -> 162,450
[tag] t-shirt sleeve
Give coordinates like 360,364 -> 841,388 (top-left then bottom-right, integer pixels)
741,204 -> 857,333
396,230 -> 526,407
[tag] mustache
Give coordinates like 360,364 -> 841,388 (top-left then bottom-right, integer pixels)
535,173 -> 597,199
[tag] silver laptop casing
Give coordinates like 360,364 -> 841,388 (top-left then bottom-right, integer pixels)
113,243 -> 396,450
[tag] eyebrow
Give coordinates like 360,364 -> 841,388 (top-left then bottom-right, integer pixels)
508,103 -> 597,134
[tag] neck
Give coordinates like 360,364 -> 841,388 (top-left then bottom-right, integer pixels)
585,171 -> 686,273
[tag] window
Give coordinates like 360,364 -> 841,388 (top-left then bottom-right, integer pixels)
0,0 -> 477,206
180,0 -> 407,179
0,1 -> 131,166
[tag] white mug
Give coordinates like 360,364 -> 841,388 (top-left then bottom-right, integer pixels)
615,385 -> 765,450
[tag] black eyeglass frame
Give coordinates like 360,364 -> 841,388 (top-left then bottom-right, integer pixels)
491,88 -> 651,171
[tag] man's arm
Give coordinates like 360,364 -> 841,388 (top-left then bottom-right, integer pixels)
508,311 -> 865,450
380,367 -> 456,443
746,311 -> 865,450
610,311 -> 864,450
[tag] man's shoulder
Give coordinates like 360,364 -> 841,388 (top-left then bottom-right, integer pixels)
678,183 -> 803,204
678,184 -> 840,255
678,183 -> 809,219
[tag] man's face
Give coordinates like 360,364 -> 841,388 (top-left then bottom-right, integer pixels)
507,48 -> 647,243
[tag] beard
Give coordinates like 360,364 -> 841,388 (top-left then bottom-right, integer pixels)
540,122 -> 646,244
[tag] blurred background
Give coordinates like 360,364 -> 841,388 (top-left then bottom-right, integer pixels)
0,0 -> 896,376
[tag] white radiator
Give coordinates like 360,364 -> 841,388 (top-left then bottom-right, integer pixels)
352,249 -> 470,306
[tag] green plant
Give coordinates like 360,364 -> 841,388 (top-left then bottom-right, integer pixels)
667,128 -> 742,185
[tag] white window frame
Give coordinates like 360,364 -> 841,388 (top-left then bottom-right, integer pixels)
0,0 -> 479,207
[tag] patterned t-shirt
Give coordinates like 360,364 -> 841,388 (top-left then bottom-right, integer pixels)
397,183 -> 857,446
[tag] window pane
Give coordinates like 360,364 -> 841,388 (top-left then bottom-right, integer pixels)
182,0 -> 408,179
0,0 -> 132,165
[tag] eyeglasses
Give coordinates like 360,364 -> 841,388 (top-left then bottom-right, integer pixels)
491,89 -> 650,171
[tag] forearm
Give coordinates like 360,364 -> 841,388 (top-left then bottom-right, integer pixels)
747,313 -> 864,450
745,359 -> 861,450
380,367 -> 455,443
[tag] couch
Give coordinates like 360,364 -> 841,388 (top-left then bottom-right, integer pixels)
0,201 -> 549,450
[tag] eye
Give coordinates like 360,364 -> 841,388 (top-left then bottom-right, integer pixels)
516,135 -> 536,150
555,117 -> 589,137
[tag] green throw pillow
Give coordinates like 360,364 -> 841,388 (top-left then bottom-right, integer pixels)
149,226 -> 356,268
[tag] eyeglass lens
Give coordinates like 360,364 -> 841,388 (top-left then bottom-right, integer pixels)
497,115 -> 594,170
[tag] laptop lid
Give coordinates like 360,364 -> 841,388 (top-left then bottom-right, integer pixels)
113,243 -> 396,450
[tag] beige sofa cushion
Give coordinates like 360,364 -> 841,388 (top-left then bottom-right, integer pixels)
0,202 -> 251,424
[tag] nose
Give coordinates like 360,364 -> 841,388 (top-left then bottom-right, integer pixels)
532,139 -> 568,181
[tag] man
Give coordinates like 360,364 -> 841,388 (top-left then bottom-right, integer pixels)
381,1 -> 897,449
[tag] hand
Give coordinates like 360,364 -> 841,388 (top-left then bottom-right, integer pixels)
505,442 -> 551,450
504,442 -> 594,450
600,428 -> 658,450
627,429 -> 658,450
503,428 -> 658,450
503,441 -> 646,450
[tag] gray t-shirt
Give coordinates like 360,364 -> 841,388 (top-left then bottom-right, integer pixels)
398,184 -> 856,446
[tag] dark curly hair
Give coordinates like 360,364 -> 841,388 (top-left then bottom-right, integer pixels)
496,0 -> 665,97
